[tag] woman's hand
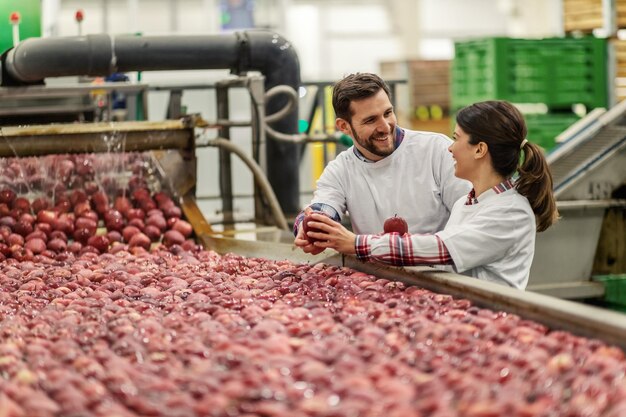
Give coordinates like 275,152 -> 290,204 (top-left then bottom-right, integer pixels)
305,213 -> 357,255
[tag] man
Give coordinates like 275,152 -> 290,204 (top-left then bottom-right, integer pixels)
294,72 -> 470,255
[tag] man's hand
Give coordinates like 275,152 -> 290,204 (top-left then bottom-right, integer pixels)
294,207 -> 326,255
304,213 -> 357,255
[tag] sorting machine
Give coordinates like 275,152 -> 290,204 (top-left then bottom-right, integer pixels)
528,101 -> 626,298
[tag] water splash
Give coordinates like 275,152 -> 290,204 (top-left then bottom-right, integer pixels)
0,124 -> 164,214
0,127 -> 36,200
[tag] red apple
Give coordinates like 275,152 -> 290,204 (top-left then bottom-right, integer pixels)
126,208 -> 145,221
114,196 -> 132,214
0,203 -> 10,217
128,232 -> 151,250
87,235 -> 110,253
171,219 -> 193,238
383,215 -> 408,235
25,238 -> 46,254
31,197 -> 50,214
92,190 -> 109,209
12,197 -> 30,213
0,189 -> 16,205
70,189 -> 88,206
162,230 -> 185,247
302,211 -> 327,244
143,225 -> 161,242
106,230 -> 122,243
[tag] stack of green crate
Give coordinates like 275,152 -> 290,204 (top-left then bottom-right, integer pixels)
0,0 -> 41,54
452,37 -> 608,109
524,112 -> 581,152
451,37 -> 607,152
592,275 -> 626,313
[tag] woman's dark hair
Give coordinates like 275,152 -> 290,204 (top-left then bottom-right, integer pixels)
456,100 -> 558,232
332,73 -> 391,121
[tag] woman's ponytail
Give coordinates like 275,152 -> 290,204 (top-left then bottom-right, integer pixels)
516,141 -> 559,232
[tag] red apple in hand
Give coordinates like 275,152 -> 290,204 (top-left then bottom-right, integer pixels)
383,215 -> 408,235
302,211 -> 327,244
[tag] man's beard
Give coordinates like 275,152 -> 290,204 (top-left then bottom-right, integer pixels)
350,123 -> 395,158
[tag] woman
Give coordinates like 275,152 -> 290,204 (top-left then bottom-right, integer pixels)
305,100 -> 558,289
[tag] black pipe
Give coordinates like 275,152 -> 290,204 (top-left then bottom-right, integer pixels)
1,30 -> 301,215
246,32 -> 302,218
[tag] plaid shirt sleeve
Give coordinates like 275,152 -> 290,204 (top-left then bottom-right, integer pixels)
355,233 -> 453,266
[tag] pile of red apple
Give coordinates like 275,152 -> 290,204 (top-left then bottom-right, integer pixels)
0,153 -> 196,261
1,153 -> 626,416
0,249 -> 625,416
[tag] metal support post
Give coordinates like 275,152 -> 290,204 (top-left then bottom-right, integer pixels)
216,81 -> 234,229
167,89 -> 183,119
246,75 -> 274,225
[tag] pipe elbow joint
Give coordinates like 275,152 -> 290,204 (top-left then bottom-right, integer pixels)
240,30 -> 301,88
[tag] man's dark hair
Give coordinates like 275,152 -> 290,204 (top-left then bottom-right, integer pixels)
332,73 -> 392,121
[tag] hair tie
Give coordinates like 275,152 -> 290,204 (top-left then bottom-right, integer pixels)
520,139 -> 528,149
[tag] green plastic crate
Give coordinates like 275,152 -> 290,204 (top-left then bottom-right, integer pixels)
452,37 -> 608,110
593,275 -> 626,306
524,112 -> 580,152
0,0 -> 41,54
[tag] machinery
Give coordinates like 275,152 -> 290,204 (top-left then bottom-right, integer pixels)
1,30 -> 303,220
528,102 -> 626,299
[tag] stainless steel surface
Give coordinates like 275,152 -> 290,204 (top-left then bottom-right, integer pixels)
528,281 -> 606,299
201,235 -> 342,266
551,126 -> 626,187
201,235 -> 626,351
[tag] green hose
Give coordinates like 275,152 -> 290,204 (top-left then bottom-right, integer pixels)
339,134 -> 353,147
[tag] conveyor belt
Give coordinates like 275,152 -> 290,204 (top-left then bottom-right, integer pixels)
548,100 -> 626,199
551,125 -> 626,186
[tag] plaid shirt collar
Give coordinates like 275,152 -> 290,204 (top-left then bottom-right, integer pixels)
465,178 -> 515,205
353,126 -> 405,163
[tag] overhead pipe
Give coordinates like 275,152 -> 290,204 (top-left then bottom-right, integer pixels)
1,30 -> 302,216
